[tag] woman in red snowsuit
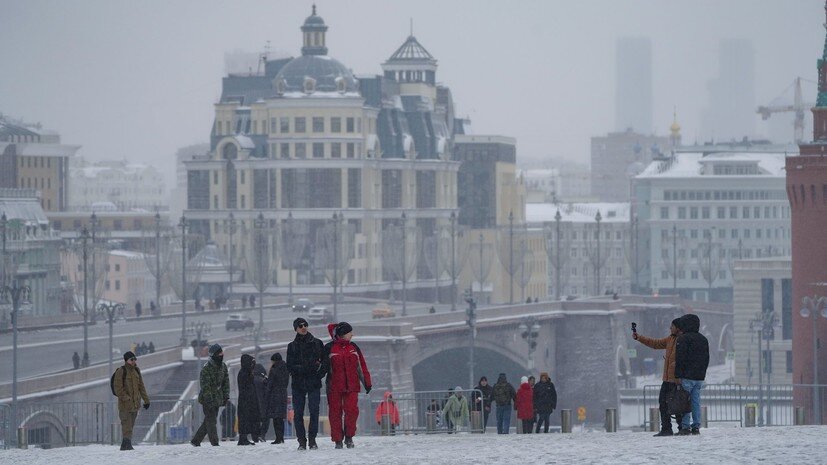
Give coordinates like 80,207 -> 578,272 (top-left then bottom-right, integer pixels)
325,322 -> 372,449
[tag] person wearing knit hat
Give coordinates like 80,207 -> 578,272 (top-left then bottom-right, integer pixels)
325,321 -> 372,448
442,385 -> 469,433
113,348 -> 149,450
191,342 -> 229,447
633,318 -> 684,436
265,351 -> 289,444
533,372 -> 557,433
286,314 -> 326,450
515,376 -> 534,434
334,321 -> 353,339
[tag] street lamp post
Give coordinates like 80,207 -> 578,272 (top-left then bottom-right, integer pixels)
518,316 -> 541,370
1,277 -> 31,445
400,212 -> 408,317
750,310 -> 776,426
450,212 -> 458,312
89,213 -> 100,325
632,215 -> 639,294
153,212 -> 162,316
555,210 -> 562,300
179,216 -> 188,347
595,211 -> 602,296
464,289 -> 477,388
99,301 -> 125,432
508,210 -> 514,304
80,226 -> 91,367
254,213 -> 266,357
801,295 -> 827,424
286,212 -> 294,305
226,213 -> 237,299
672,223 -> 678,293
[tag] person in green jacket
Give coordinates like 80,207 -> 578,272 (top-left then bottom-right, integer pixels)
442,386 -> 470,433
191,344 -> 230,446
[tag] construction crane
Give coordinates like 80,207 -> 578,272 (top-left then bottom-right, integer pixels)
757,77 -> 815,143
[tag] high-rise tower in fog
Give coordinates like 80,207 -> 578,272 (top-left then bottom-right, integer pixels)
615,37 -> 653,134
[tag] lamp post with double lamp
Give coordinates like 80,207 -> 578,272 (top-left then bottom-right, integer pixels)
187,321 -> 212,375
464,288 -> 477,388
518,316 -> 541,370
749,309 -> 776,426
89,212 -> 100,325
1,273 -> 31,446
99,301 -> 125,431
80,226 -> 91,367
225,213 -> 237,299
800,295 -> 827,424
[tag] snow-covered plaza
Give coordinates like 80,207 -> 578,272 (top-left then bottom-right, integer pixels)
3,426 -> 826,465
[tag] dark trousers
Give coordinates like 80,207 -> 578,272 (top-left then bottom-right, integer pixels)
521,419 -> 534,434
483,408 -> 491,430
658,381 -> 684,432
192,405 -> 220,445
535,412 -> 551,433
292,388 -> 320,443
258,418 -> 269,439
270,418 -> 284,442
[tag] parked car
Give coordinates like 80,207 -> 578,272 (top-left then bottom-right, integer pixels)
225,313 -> 255,331
292,298 -> 314,312
307,306 -> 333,324
372,303 -> 396,319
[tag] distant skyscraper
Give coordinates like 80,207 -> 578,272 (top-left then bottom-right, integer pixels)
701,39 -> 756,142
615,37 -> 653,134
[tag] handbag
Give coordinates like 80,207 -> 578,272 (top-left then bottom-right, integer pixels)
667,386 -> 692,416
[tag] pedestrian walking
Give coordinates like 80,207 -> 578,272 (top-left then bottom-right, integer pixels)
148,341 -> 155,353
516,376 -> 534,434
135,300 -> 142,318
191,344 -> 230,447
442,387 -> 470,433
633,317 -> 684,436
113,351 -> 150,450
374,391 -> 401,434
675,314 -> 710,436
265,352 -> 289,444
492,373 -> 516,434
72,351 -> 80,370
252,363 -> 268,441
286,317 -> 327,450
472,376 -> 493,430
325,322 -> 372,449
249,294 -> 255,307
236,354 -> 260,445
533,372 -> 557,433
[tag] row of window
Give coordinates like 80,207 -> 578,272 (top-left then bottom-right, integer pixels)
264,141 -> 364,159
662,190 -> 787,201
53,219 -> 146,231
216,116 -> 362,136
660,205 -> 790,220
788,183 -> 827,207
659,269 -> 728,280
18,156 -> 52,169
21,176 -> 51,190
570,266 -> 626,277
660,227 -> 790,241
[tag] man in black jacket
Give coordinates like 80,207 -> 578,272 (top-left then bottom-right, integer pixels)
286,317 -> 327,450
674,314 -> 709,435
472,376 -> 493,430
533,372 -> 557,433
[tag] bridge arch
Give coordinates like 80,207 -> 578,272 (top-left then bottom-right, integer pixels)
411,340 -> 529,392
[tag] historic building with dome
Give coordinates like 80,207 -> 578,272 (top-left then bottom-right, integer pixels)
184,7 -> 463,298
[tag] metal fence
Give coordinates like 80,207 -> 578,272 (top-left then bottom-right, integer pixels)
0,404 -> 9,449
14,402 -> 106,448
642,383 -> 827,429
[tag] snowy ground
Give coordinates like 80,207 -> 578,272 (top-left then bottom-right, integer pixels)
3,426 -> 826,465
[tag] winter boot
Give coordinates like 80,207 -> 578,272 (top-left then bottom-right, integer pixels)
334,441 -> 344,449
653,430 -> 674,437
677,428 -> 691,436
120,438 -> 129,451
190,439 -> 201,447
691,427 -> 700,435
345,436 -> 354,449
237,435 -> 252,446
297,440 -> 307,451
124,438 -> 134,450
308,438 -> 318,450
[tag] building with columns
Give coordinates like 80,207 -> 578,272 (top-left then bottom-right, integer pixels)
184,8 -> 460,299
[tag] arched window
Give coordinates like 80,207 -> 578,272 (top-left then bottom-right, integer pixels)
222,143 -> 238,160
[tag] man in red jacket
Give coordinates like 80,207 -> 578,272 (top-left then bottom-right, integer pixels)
325,322 -> 372,449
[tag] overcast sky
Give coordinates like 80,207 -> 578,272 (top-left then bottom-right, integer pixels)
0,0 -> 823,186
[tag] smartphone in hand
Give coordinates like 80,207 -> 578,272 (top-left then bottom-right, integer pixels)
631,322 -> 637,334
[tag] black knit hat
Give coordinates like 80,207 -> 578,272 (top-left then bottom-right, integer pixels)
123,351 -> 136,362
293,317 -> 308,330
208,343 -> 223,356
271,352 -> 282,362
335,321 -> 353,337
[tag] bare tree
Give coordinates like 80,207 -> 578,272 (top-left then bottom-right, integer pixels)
315,213 -> 354,321
468,233 -> 495,303
496,212 -> 523,304
697,231 -> 724,301
543,218 -> 571,300
438,214 -> 469,311
280,213 -> 307,305
662,225 -> 688,294
422,231 -> 446,304
623,218 -> 647,294
141,219 -> 172,316
248,214 -> 278,356
381,215 -> 421,316
168,231 -> 206,346
516,239 -> 534,302
584,222 -> 611,296
60,239 -> 108,366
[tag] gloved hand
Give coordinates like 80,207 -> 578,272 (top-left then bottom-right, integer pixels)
143,403 -> 150,410
365,385 -> 372,395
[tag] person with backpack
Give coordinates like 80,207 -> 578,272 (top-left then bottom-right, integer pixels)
191,344 -> 230,446
491,373 -> 516,434
675,314 -> 710,436
112,351 -> 149,450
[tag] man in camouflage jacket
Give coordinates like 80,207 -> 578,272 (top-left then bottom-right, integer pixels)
191,344 -> 230,446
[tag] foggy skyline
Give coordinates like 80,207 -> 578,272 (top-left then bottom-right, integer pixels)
0,0 -> 822,187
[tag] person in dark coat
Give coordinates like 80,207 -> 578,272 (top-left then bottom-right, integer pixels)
675,314 -> 710,435
72,351 -> 80,369
286,317 -> 327,450
236,354 -> 260,445
533,372 -> 557,433
135,300 -> 142,318
252,363 -> 268,441
472,376 -> 493,430
491,373 -> 516,434
265,352 -> 289,444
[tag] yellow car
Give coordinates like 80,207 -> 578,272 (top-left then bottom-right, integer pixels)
372,303 -> 396,319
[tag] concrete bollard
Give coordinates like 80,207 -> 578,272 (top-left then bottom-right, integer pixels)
794,407 -> 806,426
605,408 -> 617,432
744,405 -> 757,427
701,406 -> 708,429
560,409 -> 572,433
470,410 -> 483,433
648,408 -> 660,432
65,425 -> 77,446
156,422 -> 167,445
17,427 -> 27,449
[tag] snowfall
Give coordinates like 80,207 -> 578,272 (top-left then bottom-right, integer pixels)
3,427 -> 827,465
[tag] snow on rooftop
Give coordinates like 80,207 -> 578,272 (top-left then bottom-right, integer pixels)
527,202 -> 630,224
5,426 -> 826,464
637,151 -> 788,179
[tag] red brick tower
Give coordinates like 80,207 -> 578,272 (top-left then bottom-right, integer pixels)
788,0 -> 827,424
